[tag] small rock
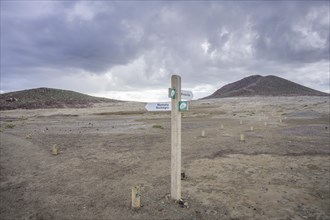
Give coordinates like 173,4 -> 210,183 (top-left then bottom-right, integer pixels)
178,199 -> 185,208
181,172 -> 187,180
177,199 -> 189,208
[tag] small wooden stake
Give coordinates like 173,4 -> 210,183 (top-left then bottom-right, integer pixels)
220,124 -> 224,129
250,126 -> 254,131
201,130 -> 205,137
264,122 -> 267,126
240,120 -> 243,125
240,134 -> 245,142
279,119 -> 282,123
131,186 -> 141,209
52,144 -> 59,155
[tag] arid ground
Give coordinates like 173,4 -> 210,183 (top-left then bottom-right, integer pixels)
1,96 -> 329,220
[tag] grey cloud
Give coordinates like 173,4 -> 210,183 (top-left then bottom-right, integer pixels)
1,1 -> 329,96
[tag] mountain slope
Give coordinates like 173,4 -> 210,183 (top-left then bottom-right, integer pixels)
202,75 -> 329,99
0,87 -> 120,110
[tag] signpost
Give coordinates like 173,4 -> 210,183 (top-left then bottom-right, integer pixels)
144,75 -> 193,201
171,75 -> 181,200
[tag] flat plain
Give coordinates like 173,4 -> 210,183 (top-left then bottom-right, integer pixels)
0,96 -> 329,219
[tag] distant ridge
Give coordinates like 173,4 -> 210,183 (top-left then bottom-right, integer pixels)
202,75 -> 329,99
0,87 -> 120,110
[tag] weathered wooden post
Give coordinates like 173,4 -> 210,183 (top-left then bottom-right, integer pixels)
52,144 -> 59,155
171,75 -> 181,200
240,134 -> 245,142
131,186 -> 141,209
145,75 -> 192,202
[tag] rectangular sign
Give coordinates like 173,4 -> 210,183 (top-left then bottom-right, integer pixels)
168,88 -> 176,99
179,101 -> 188,111
181,90 -> 193,101
145,102 -> 171,111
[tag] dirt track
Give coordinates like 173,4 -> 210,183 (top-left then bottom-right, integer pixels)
0,97 -> 329,219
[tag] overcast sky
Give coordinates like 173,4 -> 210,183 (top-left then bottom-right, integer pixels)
1,1 -> 329,102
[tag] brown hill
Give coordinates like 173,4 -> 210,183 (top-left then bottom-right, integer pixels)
202,75 -> 329,99
0,87 -> 120,110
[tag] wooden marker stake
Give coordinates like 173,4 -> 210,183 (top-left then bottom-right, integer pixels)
52,144 -> 59,155
201,130 -> 205,137
131,186 -> 141,209
240,134 -> 245,142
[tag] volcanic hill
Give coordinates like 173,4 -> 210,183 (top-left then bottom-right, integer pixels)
0,87 -> 119,110
202,75 -> 329,99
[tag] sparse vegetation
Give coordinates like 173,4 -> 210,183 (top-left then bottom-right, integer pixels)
152,124 -> 164,129
5,123 -> 15,129
94,111 -> 144,116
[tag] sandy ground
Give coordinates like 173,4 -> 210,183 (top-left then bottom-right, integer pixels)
0,96 -> 329,220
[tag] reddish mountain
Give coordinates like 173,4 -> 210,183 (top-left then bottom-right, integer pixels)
202,75 -> 329,99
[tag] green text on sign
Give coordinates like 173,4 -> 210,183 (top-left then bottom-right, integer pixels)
179,101 -> 188,111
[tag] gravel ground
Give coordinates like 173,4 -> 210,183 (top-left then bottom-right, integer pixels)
0,96 -> 329,220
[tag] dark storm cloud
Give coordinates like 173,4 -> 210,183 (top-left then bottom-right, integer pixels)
1,1 -> 329,99
1,2 -> 146,73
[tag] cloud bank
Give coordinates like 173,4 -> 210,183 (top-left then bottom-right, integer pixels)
1,1 -> 329,101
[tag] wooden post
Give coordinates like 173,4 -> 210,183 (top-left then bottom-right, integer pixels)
250,126 -> 254,131
52,144 -> 59,155
132,186 -> 141,209
171,75 -> 181,200
240,134 -> 245,142
201,130 -> 205,137
240,120 -> 243,125
220,124 -> 224,129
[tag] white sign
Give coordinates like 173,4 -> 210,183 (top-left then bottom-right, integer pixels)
181,90 -> 193,101
145,102 -> 171,111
